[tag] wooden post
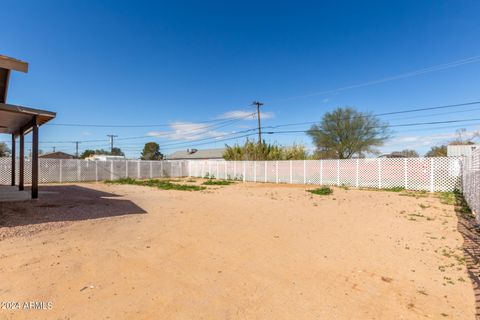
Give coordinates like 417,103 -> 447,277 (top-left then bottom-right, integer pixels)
32,118 -> 39,199
11,133 -> 15,186
19,129 -> 24,190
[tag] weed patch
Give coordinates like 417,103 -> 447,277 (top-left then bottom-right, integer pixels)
202,180 -> 235,186
307,187 -> 333,196
105,178 -> 206,191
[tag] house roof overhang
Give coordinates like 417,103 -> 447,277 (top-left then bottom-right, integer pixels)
0,55 -> 29,73
0,103 -> 56,135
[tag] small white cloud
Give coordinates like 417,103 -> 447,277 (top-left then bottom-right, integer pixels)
217,110 -> 274,120
81,131 -> 93,136
322,98 -> 330,103
147,121 -> 227,141
388,132 -> 458,148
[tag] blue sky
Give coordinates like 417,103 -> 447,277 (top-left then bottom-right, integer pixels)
2,0 -> 480,158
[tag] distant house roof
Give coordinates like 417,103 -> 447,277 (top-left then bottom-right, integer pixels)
166,148 -> 225,160
39,151 -> 74,159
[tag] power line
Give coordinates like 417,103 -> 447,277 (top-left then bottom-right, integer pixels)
263,101 -> 480,130
44,110 -> 255,128
273,55 -> 480,102
111,119 -> 480,153
3,101 -> 480,150
262,118 -> 480,135
34,112 -> 256,145
48,104 -> 480,149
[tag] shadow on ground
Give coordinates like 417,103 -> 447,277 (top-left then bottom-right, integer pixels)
0,185 -> 146,239
454,192 -> 480,319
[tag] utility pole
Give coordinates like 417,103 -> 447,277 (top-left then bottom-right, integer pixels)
252,101 -> 264,144
107,135 -> 118,153
74,141 -> 80,158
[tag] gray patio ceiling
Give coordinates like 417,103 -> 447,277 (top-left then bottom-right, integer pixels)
0,103 -> 56,134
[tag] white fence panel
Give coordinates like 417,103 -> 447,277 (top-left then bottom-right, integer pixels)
0,158 -> 188,185
462,149 -> 480,221
187,157 -> 463,193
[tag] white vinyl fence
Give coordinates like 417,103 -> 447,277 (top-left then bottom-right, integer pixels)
188,157 -> 462,192
0,158 -> 188,184
461,149 -> 480,219
1,155 -> 478,220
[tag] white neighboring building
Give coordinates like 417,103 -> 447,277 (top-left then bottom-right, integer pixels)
447,145 -> 479,157
86,155 -> 126,161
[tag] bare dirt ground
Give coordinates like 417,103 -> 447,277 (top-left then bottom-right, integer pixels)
0,180 -> 478,319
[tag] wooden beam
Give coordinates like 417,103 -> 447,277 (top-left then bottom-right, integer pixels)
0,69 -> 10,103
0,56 -> 28,73
19,128 -> 24,191
31,117 -> 39,199
11,133 -> 15,186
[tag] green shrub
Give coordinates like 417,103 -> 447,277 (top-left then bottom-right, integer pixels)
307,187 -> 333,196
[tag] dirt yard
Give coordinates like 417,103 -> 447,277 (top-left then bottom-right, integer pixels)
0,180 -> 478,319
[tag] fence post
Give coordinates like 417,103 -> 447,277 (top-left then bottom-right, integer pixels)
149,161 -> 152,178
355,159 -> 359,188
378,158 -> 382,189
110,161 -> 114,180
59,159 -> 63,183
430,158 -> 435,192
234,161 -> 236,179
160,161 -> 163,177
137,160 -> 140,178
276,161 -> 279,183
254,161 -> 257,182
404,159 -> 408,190
243,161 -> 246,182
290,160 -> 293,184
224,161 -> 227,179
216,161 -> 219,179
303,160 -> 306,184
77,159 -> 81,181
265,161 -> 268,182
320,160 -> 323,185
337,159 -> 340,186
95,161 -> 98,181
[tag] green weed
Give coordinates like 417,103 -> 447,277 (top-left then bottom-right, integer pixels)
307,187 -> 333,196
105,178 -> 206,191
202,180 -> 234,186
